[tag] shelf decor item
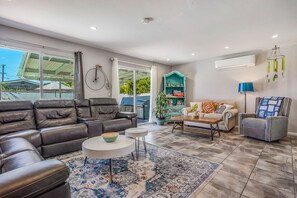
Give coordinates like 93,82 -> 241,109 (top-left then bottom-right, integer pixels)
164,71 -> 186,122
267,45 -> 285,83
153,91 -> 170,125
101,132 -> 119,143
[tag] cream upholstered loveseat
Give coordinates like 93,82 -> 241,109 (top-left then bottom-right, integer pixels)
182,100 -> 238,131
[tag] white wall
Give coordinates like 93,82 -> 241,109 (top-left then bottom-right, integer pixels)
173,44 -> 297,132
0,25 -> 171,98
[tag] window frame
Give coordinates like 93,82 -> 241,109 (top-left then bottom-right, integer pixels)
0,45 -> 74,100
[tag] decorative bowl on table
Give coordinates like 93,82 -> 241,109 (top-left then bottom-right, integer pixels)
102,132 -> 119,143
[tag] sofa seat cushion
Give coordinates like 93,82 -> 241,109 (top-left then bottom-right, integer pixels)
40,124 -> 88,145
103,118 -> 131,132
1,150 -> 43,173
0,138 -> 37,158
203,113 -> 223,119
0,130 -> 41,148
242,118 -> 267,130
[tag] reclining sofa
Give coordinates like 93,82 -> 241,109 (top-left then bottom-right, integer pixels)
0,98 -> 137,197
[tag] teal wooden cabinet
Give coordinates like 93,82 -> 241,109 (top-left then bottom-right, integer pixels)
163,71 -> 186,122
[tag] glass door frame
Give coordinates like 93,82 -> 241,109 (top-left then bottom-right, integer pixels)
118,65 -> 151,120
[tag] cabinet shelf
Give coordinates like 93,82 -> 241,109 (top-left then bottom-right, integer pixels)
164,71 -> 186,121
166,97 -> 184,99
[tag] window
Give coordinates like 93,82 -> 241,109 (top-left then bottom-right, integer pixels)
118,66 -> 151,123
0,47 -> 74,101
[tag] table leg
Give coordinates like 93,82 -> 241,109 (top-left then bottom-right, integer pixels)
217,123 -> 221,137
172,121 -> 183,133
137,137 -> 140,160
109,159 -> 113,183
134,138 -> 138,160
182,121 -> 184,132
131,152 -> 135,160
84,157 -> 88,166
143,136 -> 147,154
210,124 -> 214,141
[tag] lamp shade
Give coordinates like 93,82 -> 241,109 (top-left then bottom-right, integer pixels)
238,82 -> 254,93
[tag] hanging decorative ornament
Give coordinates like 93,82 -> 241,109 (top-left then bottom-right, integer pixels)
266,45 -> 285,83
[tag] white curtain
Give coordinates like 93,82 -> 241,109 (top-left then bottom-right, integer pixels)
149,65 -> 158,123
111,58 -> 119,101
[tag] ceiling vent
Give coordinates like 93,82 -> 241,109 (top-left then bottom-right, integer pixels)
215,55 -> 256,69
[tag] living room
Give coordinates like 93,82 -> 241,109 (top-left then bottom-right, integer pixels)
0,1 -> 296,198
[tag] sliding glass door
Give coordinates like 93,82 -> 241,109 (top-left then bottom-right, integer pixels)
118,67 -> 151,124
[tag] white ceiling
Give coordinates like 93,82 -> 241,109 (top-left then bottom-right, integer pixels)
1,0 -> 297,65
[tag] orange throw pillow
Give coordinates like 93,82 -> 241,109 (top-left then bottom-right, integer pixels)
202,101 -> 216,113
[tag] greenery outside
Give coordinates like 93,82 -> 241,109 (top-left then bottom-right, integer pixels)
120,76 -> 150,95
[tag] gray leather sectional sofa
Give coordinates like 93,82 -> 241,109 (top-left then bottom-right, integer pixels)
0,98 -> 137,198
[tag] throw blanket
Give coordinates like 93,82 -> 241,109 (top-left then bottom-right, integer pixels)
256,96 -> 284,118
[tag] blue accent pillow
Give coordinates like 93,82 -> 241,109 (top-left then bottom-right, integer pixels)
256,97 -> 284,119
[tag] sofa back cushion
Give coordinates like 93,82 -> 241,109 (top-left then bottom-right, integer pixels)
89,98 -> 119,121
255,97 -> 292,117
74,99 -> 92,118
34,100 -> 77,129
0,101 -> 36,135
202,101 -> 216,113
190,102 -> 202,112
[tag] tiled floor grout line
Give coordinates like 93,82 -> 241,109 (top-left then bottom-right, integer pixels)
239,143 -> 267,197
290,137 -> 296,198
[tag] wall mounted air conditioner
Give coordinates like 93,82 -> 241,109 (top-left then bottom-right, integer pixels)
215,55 -> 256,69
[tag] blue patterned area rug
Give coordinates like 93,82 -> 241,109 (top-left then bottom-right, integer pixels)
54,143 -> 220,198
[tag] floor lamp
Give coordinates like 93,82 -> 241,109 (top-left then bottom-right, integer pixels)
238,82 -> 254,113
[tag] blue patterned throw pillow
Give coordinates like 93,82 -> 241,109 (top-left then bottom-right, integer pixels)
256,97 -> 284,119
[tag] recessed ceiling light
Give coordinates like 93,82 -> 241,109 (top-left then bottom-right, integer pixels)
90,26 -> 97,31
224,46 -> 230,49
191,53 -> 195,56
142,17 -> 154,24
272,34 -> 278,38
166,58 -> 170,61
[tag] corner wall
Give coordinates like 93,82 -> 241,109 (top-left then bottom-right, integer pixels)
0,25 -> 171,98
172,44 -> 297,132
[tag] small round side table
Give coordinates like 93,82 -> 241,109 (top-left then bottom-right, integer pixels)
125,128 -> 148,160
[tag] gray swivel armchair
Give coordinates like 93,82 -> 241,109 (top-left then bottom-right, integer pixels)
239,97 -> 292,142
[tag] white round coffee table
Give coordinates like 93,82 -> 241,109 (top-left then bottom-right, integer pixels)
125,128 -> 148,160
82,135 -> 134,182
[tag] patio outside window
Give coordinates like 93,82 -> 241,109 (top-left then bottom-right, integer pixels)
0,47 -> 74,101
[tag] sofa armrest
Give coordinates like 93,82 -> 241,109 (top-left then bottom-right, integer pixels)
0,159 -> 69,198
116,112 -> 137,120
182,107 -> 191,115
238,113 -> 256,134
82,120 -> 103,138
223,109 -> 238,119
266,116 -> 289,141
239,113 -> 256,120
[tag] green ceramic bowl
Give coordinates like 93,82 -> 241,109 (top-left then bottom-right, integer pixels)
102,132 -> 119,143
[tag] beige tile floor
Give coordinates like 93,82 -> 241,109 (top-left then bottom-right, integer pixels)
137,124 -> 297,198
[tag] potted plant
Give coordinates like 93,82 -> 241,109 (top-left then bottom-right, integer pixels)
153,91 -> 169,125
